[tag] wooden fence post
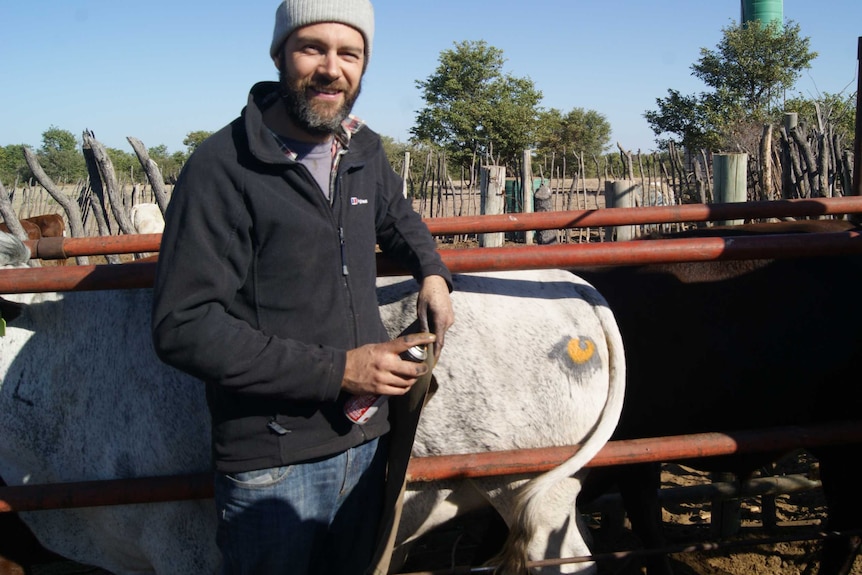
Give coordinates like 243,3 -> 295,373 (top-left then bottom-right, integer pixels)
782,113 -> 798,199
714,153 -> 748,226
522,149 -> 534,245
479,166 -> 506,247
401,151 -> 410,199
854,36 -> 862,197
604,180 -> 637,241
534,183 -> 556,245
759,124 -> 773,201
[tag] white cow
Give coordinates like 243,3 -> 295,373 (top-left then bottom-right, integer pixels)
129,203 -> 165,235
0,232 -> 216,574
379,271 -> 625,573
0,231 -> 624,575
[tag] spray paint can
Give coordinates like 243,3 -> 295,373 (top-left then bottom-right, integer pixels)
344,343 -> 428,424
400,344 -> 428,364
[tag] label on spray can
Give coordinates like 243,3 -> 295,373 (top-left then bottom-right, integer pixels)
344,393 -> 388,424
344,343 -> 427,425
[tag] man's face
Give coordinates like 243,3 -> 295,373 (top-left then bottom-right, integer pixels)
278,22 -> 365,138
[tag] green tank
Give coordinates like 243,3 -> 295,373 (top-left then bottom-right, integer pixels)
741,0 -> 783,27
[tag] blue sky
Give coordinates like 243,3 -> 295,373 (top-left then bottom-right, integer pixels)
0,0 -> 858,156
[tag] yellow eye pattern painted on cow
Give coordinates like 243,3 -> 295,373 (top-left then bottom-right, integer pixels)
567,337 -> 596,364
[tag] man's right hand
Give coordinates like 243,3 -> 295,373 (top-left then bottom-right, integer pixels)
341,332 -> 435,396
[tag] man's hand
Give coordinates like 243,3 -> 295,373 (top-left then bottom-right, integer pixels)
342,332 -> 436,396
416,275 -> 454,361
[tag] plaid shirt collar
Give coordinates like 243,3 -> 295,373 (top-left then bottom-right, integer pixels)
270,114 -> 365,161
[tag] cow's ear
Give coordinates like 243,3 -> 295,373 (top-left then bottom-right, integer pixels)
0,296 -> 23,323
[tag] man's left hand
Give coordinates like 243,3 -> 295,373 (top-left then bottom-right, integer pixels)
416,275 -> 454,361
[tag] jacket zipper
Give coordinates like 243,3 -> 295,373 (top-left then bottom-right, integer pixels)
338,226 -> 349,276
333,169 -> 361,349
291,159 -> 356,346
330,145 -> 350,278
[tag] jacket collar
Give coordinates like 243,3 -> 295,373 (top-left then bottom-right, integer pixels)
269,114 -> 365,162
245,81 -> 365,165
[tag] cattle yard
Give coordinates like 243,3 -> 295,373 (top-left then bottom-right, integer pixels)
3,192 -> 862,574
2,30 -> 860,572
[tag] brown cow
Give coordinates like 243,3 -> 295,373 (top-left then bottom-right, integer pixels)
22,214 -> 65,238
1,214 -> 67,265
0,220 -> 41,241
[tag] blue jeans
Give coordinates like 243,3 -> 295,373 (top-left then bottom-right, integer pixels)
214,437 -> 388,575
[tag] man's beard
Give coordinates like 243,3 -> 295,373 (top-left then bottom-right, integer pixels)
279,71 -> 361,137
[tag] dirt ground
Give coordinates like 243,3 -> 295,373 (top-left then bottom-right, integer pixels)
593,455 -> 861,575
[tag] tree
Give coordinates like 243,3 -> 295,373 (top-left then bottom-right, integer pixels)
38,126 -> 86,183
411,40 -> 542,171
694,20 -> 815,117
782,92 -> 856,144
534,107 -> 612,176
645,20 -> 817,151
40,126 -> 77,156
183,131 -> 214,154
379,135 -> 409,173
0,144 -> 31,186
106,147 -> 138,183
148,144 -> 187,183
644,89 -> 724,152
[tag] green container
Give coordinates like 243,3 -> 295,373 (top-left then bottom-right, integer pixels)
741,0 -> 783,27
502,178 -> 548,242
504,178 -> 548,214
504,179 -> 519,213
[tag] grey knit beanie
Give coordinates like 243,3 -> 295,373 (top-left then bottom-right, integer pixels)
270,0 -> 375,62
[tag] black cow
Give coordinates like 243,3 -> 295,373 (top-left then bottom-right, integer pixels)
576,219 -> 862,575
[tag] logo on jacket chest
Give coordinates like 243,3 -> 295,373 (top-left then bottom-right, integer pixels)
350,197 -> 369,206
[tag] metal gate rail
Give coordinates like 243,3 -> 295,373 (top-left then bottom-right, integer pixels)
2,421 -> 860,513
4,229 -> 862,294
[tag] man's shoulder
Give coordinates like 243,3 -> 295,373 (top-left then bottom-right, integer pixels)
183,120 -> 244,168
346,123 -> 384,157
197,120 -> 240,151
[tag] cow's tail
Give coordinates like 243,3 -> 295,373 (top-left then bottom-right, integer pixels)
0,232 -> 31,267
492,288 -> 626,573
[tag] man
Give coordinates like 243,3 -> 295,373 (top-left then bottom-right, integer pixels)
151,1 -> 454,573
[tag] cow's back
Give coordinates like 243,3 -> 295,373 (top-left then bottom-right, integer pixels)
379,269 -> 617,456
130,203 -> 165,235
0,219 -> 42,241
577,251 -> 862,442
23,214 -> 65,238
